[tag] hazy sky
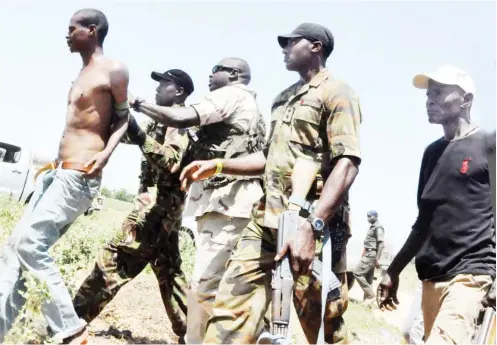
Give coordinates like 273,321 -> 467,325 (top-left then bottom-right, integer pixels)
0,0 -> 495,254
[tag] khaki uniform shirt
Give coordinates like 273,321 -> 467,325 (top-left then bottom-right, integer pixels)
254,68 -> 362,229
363,220 -> 385,250
184,84 -> 264,219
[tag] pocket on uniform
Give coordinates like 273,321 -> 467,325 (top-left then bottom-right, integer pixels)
289,99 -> 323,148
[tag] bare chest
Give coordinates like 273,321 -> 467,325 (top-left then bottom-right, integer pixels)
68,68 -> 111,108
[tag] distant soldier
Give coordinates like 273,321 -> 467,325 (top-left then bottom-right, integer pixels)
73,69 -> 195,343
353,210 -> 385,305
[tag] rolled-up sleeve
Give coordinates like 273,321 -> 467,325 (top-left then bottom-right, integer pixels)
325,86 -> 362,162
376,226 -> 385,242
190,87 -> 237,126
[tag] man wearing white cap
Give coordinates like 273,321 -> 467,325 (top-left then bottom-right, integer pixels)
377,65 -> 496,344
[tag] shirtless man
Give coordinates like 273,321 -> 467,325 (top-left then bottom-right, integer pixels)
0,8 -> 129,344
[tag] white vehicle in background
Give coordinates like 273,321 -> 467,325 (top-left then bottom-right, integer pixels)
0,141 -> 50,204
0,140 -> 102,217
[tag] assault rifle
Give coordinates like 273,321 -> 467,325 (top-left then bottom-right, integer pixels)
257,158 -> 341,345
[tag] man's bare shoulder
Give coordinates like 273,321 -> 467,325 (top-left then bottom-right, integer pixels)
104,59 -> 129,84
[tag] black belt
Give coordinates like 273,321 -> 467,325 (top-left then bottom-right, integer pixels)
365,248 -> 376,252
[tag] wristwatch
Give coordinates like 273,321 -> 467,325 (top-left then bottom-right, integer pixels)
307,214 -> 325,232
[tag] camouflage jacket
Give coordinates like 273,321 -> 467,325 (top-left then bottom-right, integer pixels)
138,119 -> 167,191
255,68 -> 363,230
123,104 -> 193,213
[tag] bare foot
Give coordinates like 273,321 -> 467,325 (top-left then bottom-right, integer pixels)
62,327 -> 89,344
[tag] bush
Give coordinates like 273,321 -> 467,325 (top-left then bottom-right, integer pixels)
0,196 -> 120,344
113,188 -> 135,203
0,195 -> 197,344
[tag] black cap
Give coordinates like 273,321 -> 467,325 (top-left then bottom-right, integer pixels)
277,23 -> 334,58
151,69 -> 195,95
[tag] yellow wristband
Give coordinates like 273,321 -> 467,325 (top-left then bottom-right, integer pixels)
214,159 -> 223,175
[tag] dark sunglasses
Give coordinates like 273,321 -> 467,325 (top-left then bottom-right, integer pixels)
284,36 -> 320,48
212,65 -> 241,74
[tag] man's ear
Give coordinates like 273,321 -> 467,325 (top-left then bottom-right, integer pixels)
462,93 -> 474,109
88,24 -> 97,38
311,41 -> 323,54
229,70 -> 239,81
176,87 -> 185,97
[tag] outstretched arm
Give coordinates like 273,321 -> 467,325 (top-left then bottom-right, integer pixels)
179,151 -> 266,191
130,95 -> 200,128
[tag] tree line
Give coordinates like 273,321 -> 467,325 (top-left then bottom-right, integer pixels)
100,187 -> 136,203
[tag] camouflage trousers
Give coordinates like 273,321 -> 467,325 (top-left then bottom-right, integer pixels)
186,212 -> 250,344
352,250 -> 376,300
203,220 -> 349,344
73,192 -> 188,337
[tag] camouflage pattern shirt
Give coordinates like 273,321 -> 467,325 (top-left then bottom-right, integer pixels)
138,119 -> 167,190
255,68 -> 362,229
124,104 -> 192,212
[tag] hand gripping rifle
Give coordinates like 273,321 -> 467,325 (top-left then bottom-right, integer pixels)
257,158 -> 341,345
472,143 -> 496,345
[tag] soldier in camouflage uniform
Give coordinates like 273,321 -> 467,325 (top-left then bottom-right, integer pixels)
353,210 -> 385,305
73,69 -> 195,343
128,58 -> 267,344
180,23 -> 363,344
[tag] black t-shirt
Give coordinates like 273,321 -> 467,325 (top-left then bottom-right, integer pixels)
414,130 -> 496,281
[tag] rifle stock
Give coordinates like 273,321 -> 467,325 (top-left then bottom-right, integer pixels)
473,307 -> 496,345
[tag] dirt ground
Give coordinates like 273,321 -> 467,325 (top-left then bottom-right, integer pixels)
78,268 -> 417,345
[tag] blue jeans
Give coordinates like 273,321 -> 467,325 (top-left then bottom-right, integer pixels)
0,168 -> 101,342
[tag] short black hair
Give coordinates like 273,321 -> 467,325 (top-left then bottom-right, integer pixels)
74,9 -> 109,46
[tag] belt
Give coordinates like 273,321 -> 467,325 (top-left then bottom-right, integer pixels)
34,160 -> 93,182
365,248 -> 376,252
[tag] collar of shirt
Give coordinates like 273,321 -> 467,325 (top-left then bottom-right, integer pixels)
229,83 -> 257,99
444,122 -> 480,142
370,220 -> 380,229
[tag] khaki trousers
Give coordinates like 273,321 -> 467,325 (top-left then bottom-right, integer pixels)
186,212 -> 250,344
422,273 -> 492,344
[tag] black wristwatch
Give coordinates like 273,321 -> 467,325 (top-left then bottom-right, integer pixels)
132,98 -> 144,112
307,214 -> 325,232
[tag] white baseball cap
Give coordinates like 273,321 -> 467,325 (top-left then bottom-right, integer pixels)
412,64 -> 476,96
